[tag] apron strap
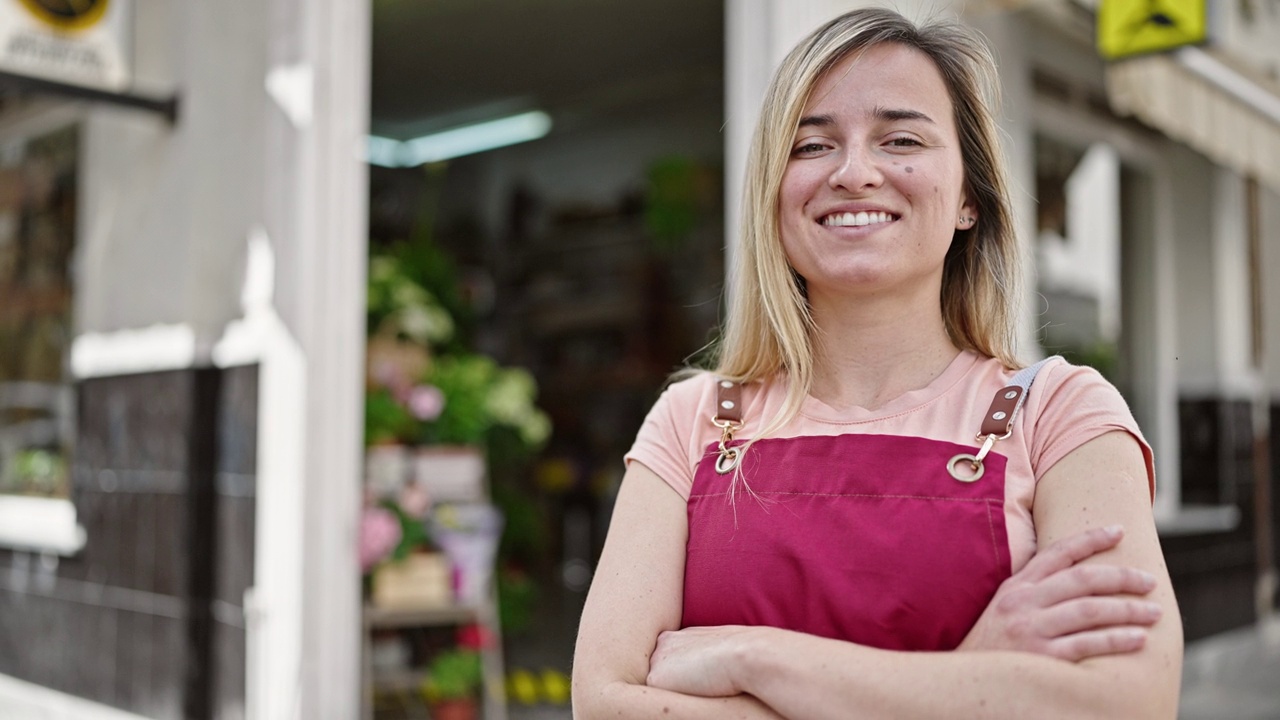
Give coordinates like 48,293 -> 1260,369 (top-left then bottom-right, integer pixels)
977,356 -> 1061,439
713,378 -> 744,425
712,378 -> 745,474
948,356 -> 1062,483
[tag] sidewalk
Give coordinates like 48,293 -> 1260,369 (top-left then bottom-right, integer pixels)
1179,616 -> 1280,720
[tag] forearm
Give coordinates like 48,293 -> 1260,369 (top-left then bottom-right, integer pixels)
735,629 -> 1175,720
573,679 -> 784,720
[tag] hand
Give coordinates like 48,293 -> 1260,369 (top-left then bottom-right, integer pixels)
959,525 -> 1162,661
647,625 -> 759,697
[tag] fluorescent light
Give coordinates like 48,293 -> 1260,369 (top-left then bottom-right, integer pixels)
366,110 -> 552,167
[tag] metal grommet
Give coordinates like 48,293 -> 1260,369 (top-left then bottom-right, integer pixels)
1004,390 -> 1018,400
947,453 -> 985,483
991,411 -> 1007,421
720,380 -> 734,389
721,400 -> 736,410
715,447 -> 741,474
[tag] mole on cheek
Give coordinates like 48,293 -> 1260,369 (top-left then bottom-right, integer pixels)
905,166 -> 913,173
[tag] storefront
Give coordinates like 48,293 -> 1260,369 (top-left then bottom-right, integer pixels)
0,1 -> 1277,719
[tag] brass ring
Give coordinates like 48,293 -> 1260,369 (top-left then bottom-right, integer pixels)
715,447 -> 741,475
946,453 -> 985,483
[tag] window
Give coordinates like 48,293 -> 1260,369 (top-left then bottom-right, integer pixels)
0,123 -> 81,553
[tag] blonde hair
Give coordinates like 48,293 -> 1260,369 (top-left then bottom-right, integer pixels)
709,8 -> 1022,439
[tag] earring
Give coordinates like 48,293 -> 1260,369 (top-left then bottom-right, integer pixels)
959,216 -> 974,227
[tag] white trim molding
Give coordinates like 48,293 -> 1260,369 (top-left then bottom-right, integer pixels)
70,323 -> 197,379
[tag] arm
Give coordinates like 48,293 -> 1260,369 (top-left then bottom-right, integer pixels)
572,461 -> 784,719
647,431 -> 1183,719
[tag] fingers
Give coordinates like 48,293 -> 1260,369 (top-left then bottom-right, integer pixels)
1020,525 -> 1125,582
1036,596 -> 1163,638
1035,563 -> 1157,607
1045,626 -> 1149,662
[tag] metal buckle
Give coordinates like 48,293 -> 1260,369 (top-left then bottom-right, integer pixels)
947,434 -> 997,483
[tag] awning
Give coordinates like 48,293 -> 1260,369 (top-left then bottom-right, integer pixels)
1107,46 -> 1280,193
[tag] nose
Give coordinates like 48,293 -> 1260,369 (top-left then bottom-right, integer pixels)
827,146 -> 884,193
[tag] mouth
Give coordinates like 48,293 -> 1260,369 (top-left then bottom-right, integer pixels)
820,210 -> 898,228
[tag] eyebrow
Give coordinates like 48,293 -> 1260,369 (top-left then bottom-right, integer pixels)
797,113 -> 836,129
874,107 -> 935,124
796,107 -> 935,128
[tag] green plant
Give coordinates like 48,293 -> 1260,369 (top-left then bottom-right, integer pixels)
421,648 -> 483,701
417,355 -> 551,451
365,246 -> 551,454
364,386 -> 418,446
2,449 -> 67,498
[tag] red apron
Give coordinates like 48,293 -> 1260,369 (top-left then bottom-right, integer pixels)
681,361 -> 1057,650
681,432 -> 1011,651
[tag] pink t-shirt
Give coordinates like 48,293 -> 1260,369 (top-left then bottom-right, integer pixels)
626,351 -> 1154,575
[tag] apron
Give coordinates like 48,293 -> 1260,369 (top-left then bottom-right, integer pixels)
681,359 -> 1055,651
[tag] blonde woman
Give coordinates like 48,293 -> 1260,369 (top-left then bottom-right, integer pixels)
573,8 -> 1181,718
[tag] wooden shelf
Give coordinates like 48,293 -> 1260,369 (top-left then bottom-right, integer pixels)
365,603 -> 481,630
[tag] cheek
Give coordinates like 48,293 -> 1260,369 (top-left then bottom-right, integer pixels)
778,171 -> 808,215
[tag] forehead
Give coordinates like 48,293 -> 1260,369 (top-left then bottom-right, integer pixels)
802,42 -> 955,126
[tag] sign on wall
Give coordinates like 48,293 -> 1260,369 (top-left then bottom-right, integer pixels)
1097,0 -> 1208,60
0,0 -> 131,91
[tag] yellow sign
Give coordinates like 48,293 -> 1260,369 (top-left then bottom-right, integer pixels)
0,0 -> 129,90
1098,0 -> 1208,60
16,0 -> 110,31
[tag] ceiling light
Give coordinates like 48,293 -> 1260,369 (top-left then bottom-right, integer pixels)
366,110 -> 552,168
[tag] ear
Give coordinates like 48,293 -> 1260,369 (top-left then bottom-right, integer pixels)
956,193 -> 979,231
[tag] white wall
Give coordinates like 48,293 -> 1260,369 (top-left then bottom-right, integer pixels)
23,0 -> 370,716
77,0 -> 264,350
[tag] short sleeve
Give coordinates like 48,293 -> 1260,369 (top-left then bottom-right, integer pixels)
623,374 -> 717,501
1025,360 -> 1156,501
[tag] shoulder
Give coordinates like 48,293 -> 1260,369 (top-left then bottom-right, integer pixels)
655,370 -> 721,411
1029,357 -> 1131,416
655,370 -> 777,423
1018,356 -> 1154,496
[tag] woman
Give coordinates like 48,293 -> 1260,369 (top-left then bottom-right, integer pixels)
573,8 -> 1182,718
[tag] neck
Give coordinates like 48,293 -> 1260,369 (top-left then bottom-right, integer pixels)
805,284 -> 960,411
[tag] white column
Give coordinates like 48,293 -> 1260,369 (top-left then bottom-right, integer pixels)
724,0 -> 773,287
1210,168 -> 1255,397
251,0 -> 369,717
1262,183 -> 1280,394
967,11 -> 1039,360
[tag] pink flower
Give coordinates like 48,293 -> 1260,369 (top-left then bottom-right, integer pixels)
359,507 -> 402,573
398,480 -> 432,519
407,384 -> 446,421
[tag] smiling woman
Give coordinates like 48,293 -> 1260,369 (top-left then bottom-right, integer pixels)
573,7 -> 1182,720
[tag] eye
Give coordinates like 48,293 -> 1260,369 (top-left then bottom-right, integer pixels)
791,141 -> 831,157
887,136 -> 923,148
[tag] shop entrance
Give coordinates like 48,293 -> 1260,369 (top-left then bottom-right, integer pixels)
363,2 -> 725,717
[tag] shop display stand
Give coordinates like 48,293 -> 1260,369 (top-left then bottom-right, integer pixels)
362,582 -> 507,720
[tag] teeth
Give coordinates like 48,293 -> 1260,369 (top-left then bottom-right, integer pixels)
823,211 -> 893,227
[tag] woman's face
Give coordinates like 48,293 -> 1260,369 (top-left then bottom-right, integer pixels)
778,42 -> 975,302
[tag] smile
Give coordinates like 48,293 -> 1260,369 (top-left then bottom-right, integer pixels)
821,211 -> 897,227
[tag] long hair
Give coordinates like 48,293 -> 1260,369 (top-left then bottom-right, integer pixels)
709,8 -> 1022,439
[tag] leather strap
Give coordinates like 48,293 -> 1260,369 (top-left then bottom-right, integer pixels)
977,356 -> 1059,439
714,378 -> 744,425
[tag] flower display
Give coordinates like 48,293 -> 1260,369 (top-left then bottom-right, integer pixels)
359,506 -> 403,573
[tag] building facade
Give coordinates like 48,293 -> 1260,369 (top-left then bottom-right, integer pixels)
0,0 -> 1276,718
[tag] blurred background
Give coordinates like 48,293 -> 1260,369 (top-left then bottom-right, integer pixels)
0,0 -> 1277,718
